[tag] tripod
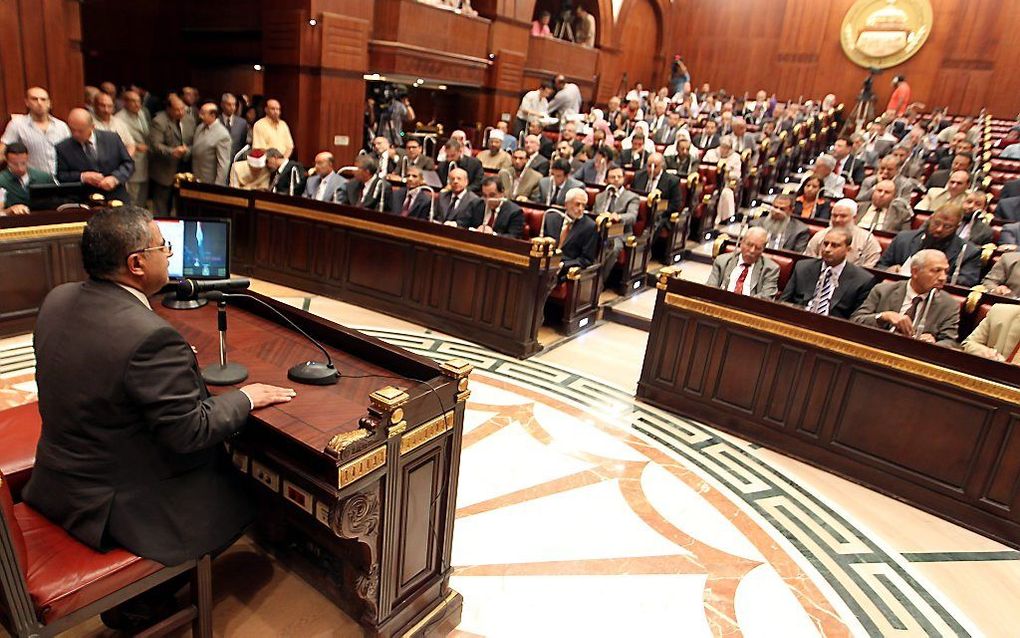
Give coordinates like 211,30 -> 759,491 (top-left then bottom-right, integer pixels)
845,72 -> 878,134
553,10 -> 574,41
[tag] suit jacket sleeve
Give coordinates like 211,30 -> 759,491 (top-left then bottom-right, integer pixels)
621,195 -> 639,228
962,316 -> 998,358
456,199 -> 484,228
215,134 -> 231,185
877,235 -> 904,268
791,227 -> 810,252
500,208 -> 525,238
982,257 -> 1011,289
759,261 -> 779,299
564,227 -> 599,269
779,264 -> 805,305
149,118 -> 175,159
849,286 -> 883,326
124,326 -> 251,454
56,145 -> 80,183
109,135 -> 135,185
933,301 -> 960,346
954,248 -> 981,287
706,258 -> 725,288
1002,225 -> 1020,245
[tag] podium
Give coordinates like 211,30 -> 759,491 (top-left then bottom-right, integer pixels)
158,292 -> 468,636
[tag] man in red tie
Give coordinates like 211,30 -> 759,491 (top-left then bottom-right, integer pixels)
396,166 -> 433,220
458,176 -> 525,237
705,227 -> 780,299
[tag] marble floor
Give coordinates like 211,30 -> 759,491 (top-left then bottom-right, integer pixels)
1,273 -> 1018,638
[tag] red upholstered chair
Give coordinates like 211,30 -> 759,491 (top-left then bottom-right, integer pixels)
0,470 -> 213,637
612,197 -> 654,295
0,403 -> 42,502
843,183 -> 860,200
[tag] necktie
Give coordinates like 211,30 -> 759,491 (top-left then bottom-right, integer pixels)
401,190 -> 414,216
811,266 -> 834,315
558,217 -> 572,247
84,141 -> 97,163
734,262 -> 751,295
550,184 -> 560,205
485,204 -> 497,227
608,189 -> 618,212
450,193 -> 460,216
904,295 -> 925,335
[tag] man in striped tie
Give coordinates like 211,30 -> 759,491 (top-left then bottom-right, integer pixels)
780,227 -> 876,319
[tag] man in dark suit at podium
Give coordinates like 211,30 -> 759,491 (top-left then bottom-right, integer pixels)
780,227 -> 875,319
55,108 -> 134,203
458,176 -> 525,238
24,206 -> 295,626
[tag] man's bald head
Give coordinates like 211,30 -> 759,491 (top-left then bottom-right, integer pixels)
448,167 -> 469,192
872,179 -> 897,208
67,108 -> 95,144
265,99 -> 282,122
166,95 -> 186,121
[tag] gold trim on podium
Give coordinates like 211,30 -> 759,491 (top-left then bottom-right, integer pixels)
664,292 -> 1020,404
401,412 -> 455,456
0,222 -> 87,242
338,445 -> 387,488
178,187 -> 250,208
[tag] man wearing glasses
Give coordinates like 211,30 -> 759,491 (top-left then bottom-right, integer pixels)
24,206 -> 295,631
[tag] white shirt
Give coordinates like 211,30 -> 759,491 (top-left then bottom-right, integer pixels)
1,114 -> 70,174
516,90 -> 548,121
314,174 -> 330,201
898,281 -> 925,315
726,259 -> 757,293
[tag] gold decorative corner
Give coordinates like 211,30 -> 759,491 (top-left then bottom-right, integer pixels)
370,386 -> 409,411
0,221 -> 87,242
656,266 -> 682,290
440,358 -> 473,379
980,243 -> 996,266
338,446 -> 387,488
388,421 -> 408,438
966,285 -> 986,313
401,412 -> 455,456
325,428 -> 371,457
566,266 -> 582,280
712,233 -> 732,258
530,237 -> 549,257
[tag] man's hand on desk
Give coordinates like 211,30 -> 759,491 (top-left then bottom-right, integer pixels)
240,383 -> 297,409
878,311 -> 915,336
2,204 -> 30,216
916,333 -> 936,344
81,171 -> 104,187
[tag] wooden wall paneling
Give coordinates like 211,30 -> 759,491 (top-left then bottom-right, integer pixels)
490,49 -> 526,122
0,244 -> 53,322
0,0 -> 27,120
614,0 -> 661,89
982,414 -> 1020,510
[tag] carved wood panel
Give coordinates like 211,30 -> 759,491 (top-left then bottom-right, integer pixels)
0,245 -> 54,321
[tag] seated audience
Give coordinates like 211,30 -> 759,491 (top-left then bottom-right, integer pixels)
393,166 -> 433,220
752,193 -> 810,252
963,304 -> 1020,362
855,155 -> 914,204
692,120 -> 721,151
705,227 -> 779,299
229,148 -> 271,191
781,227 -> 876,318
632,153 -> 683,220
855,179 -> 912,231
0,142 -> 56,215
190,103 -> 231,185
877,206 -> 981,286
437,139 -> 484,192
0,86 -> 70,174
402,138 -> 436,173
477,130 -> 513,172
665,136 -> 698,174
459,176 -> 524,238
806,154 -> 845,198
495,121 -> 517,151
805,198 -> 882,268
544,187 -> 599,275
730,117 -> 756,158
832,136 -> 866,185
303,151 -> 345,202
850,249 -> 959,346
501,148 -> 543,200
559,120 -> 585,154
55,108 -> 134,203
982,252 -> 1020,298
436,167 -> 481,223
252,98 -> 294,158
794,175 -> 831,219
594,166 -> 640,279
265,148 -> 306,195
341,156 -> 391,211
927,153 -> 973,189
917,170 -> 968,212
522,134 -> 550,176
574,146 -> 615,185
1000,221 -> 1020,245
937,116 -> 979,145
703,135 -> 742,179
956,190 -> 994,245
619,134 -> 651,170
532,158 -> 582,206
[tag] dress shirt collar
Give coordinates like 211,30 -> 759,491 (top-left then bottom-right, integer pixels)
116,283 -> 152,309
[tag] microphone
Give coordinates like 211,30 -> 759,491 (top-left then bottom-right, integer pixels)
229,145 -> 251,184
176,278 -> 250,300
205,291 -> 340,385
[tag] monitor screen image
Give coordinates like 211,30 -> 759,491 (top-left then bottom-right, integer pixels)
154,218 -> 230,280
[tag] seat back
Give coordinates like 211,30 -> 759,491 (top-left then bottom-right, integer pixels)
521,206 -> 545,240
0,470 -> 28,581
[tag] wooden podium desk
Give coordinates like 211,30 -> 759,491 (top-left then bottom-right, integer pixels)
0,210 -> 90,338
157,292 -> 470,637
638,272 -> 1020,549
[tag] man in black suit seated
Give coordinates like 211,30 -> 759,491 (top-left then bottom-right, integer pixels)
458,176 -> 525,238
341,156 -> 391,211
751,193 -> 810,252
392,166 -> 434,220
55,107 -> 134,203
265,147 -> 306,196
851,249 -> 959,346
632,152 -> 684,235
437,138 -> 484,193
24,206 -> 295,629
877,205 -> 981,287
957,189 -> 995,245
994,195 -> 1020,223
619,134 -> 651,171
831,136 -> 866,186
401,138 -> 436,174
780,227 -> 876,319
436,167 -> 482,224
1000,221 -> 1020,245
522,134 -> 550,177
543,187 -> 599,278
692,119 -> 721,152
926,153 -> 972,189
531,158 -> 583,207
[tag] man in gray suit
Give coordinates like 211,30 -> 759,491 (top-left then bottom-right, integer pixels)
500,148 -> 542,201
191,103 -> 231,185
25,205 -> 294,572
851,249 -> 959,346
531,158 -> 583,207
1001,222 -> 1020,246
436,167 -> 482,223
115,90 -> 151,205
220,93 -> 250,163
148,95 -> 195,214
751,193 -> 811,252
706,227 -> 780,299
304,151 -> 346,202
855,179 -> 913,232
855,155 -> 915,204
594,166 -> 640,280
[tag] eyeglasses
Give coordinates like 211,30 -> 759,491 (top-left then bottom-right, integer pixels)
129,239 -> 173,257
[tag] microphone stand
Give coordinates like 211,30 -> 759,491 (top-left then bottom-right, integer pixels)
208,291 -> 340,385
376,177 -> 386,212
201,298 -> 249,386
913,288 -> 936,338
288,166 -> 299,196
951,243 -> 967,285
417,185 -> 437,222
228,144 -> 251,185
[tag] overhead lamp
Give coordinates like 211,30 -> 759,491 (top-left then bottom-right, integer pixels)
308,19 -> 318,26
253,64 -> 263,71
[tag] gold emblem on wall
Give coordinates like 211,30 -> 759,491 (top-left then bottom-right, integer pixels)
841,0 -> 933,69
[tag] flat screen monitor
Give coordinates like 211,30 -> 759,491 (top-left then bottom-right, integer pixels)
29,182 -> 88,210
154,217 -> 231,280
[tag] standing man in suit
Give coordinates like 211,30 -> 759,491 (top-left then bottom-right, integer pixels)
303,151 -> 345,202
219,93 -> 250,168
459,176 -> 525,237
751,193 -> 810,252
532,159 -> 583,206
780,227 -> 876,318
963,304 -> 1020,362
24,206 -> 295,627
878,206 -> 981,286
341,156 -> 391,211
501,148 -> 543,201
265,148 -> 306,196
595,166 -> 640,280
855,179 -> 913,232
851,249 -> 959,346
705,227 -> 779,299
148,96 -> 195,214
55,108 -> 134,203
115,90 -> 151,205
190,103 -> 231,185
0,143 -> 56,215
437,139 -> 484,193
982,252 -> 1020,298
436,167 -> 481,223
392,166 -> 433,220
544,187 -> 599,276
